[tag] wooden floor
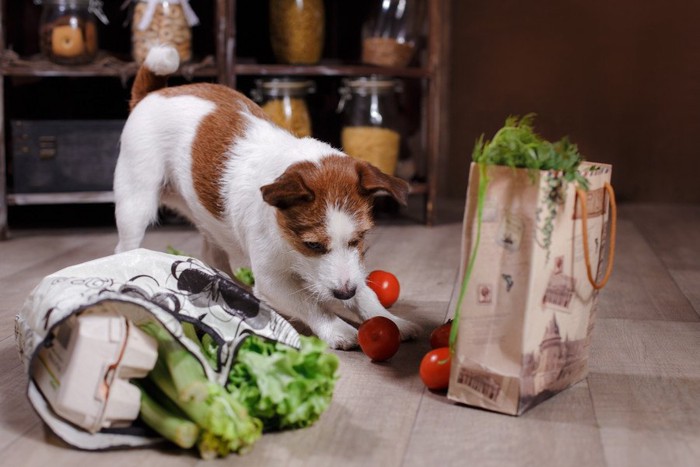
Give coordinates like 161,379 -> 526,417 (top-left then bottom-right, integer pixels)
0,203 -> 698,467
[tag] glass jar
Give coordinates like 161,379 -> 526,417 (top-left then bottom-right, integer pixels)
131,0 -> 200,64
253,79 -> 315,138
338,77 -> 403,175
39,0 -> 100,65
361,0 -> 423,67
269,0 -> 324,64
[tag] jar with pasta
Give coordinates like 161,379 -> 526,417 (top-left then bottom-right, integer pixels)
131,0 -> 200,64
252,79 -> 315,138
338,77 -> 403,176
361,0 -> 423,67
38,0 -> 108,65
269,0 -> 324,64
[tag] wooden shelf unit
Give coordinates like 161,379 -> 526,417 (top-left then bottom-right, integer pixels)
0,0 -> 448,239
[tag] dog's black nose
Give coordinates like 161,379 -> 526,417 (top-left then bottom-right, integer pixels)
333,285 -> 357,300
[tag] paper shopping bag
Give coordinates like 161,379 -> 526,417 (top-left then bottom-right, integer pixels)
447,162 -> 616,415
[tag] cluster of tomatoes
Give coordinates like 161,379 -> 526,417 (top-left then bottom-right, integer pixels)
360,270 -> 453,391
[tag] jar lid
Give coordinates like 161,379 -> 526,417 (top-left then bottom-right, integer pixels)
37,0 -> 109,24
130,0 -> 200,28
343,76 -> 401,94
254,79 -> 316,98
337,77 -> 402,113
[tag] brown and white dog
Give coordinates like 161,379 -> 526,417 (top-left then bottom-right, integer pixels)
114,46 -> 420,349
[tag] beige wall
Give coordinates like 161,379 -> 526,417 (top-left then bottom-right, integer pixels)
445,0 -> 700,203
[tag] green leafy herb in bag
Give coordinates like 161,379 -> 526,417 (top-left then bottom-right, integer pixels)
472,113 -> 589,189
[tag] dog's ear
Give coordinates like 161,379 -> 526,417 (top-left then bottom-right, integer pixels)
261,169 -> 315,209
356,161 -> 410,206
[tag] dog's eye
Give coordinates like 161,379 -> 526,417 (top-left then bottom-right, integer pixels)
348,231 -> 367,248
304,242 -> 327,253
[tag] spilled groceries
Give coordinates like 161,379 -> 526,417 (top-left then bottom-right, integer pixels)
15,248 -> 339,458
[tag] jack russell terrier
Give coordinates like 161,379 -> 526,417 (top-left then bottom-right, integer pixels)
113,46 -> 420,349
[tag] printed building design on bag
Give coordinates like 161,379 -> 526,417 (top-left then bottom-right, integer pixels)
456,366 -> 504,402
542,256 -> 576,311
520,314 -> 587,400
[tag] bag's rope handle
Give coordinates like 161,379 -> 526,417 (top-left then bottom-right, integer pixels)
576,182 -> 617,290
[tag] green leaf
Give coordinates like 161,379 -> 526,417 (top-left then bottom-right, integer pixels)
233,267 -> 255,287
471,114 -> 589,191
166,245 -> 187,256
226,335 -> 339,431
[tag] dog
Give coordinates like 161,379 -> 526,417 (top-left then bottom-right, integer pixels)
113,46 -> 421,349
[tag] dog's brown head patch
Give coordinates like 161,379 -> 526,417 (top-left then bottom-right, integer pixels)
158,83 -> 269,219
261,155 -> 409,256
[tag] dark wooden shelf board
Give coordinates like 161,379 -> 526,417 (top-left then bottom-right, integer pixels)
0,51 -> 217,79
2,52 -> 430,80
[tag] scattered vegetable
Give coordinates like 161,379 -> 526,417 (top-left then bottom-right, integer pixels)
233,267 -> 255,287
136,321 -> 339,459
429,320 -> 452,349
357,316 -> 401,362
419,347 -> 451,390
366,270 -> 400,308
224,335 -> 339,431
138,322 -> 262,459
166,245 -> 187,256
135,379 -> 200,449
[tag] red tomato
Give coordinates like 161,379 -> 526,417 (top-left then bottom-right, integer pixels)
429,320 -> 452,349
358,317 -> 401,362
419,347 -> 451,390
366,270 -> 400,308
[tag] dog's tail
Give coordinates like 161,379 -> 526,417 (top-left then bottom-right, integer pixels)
129,45 -> 180,111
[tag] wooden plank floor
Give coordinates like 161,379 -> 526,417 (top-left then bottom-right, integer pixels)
0,203 -> 698,467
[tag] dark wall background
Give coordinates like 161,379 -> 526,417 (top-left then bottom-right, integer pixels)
445,0 -> 700,203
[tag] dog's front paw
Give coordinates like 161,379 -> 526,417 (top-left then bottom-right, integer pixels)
327,333 -> 358,351
394,317 -> 422,341
315,319 -> 358,350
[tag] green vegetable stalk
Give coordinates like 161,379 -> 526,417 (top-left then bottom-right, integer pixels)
141,322 -> 209,403
136,381 -> 200,449
449,162 -> 488,351
138,322 -> 263,459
